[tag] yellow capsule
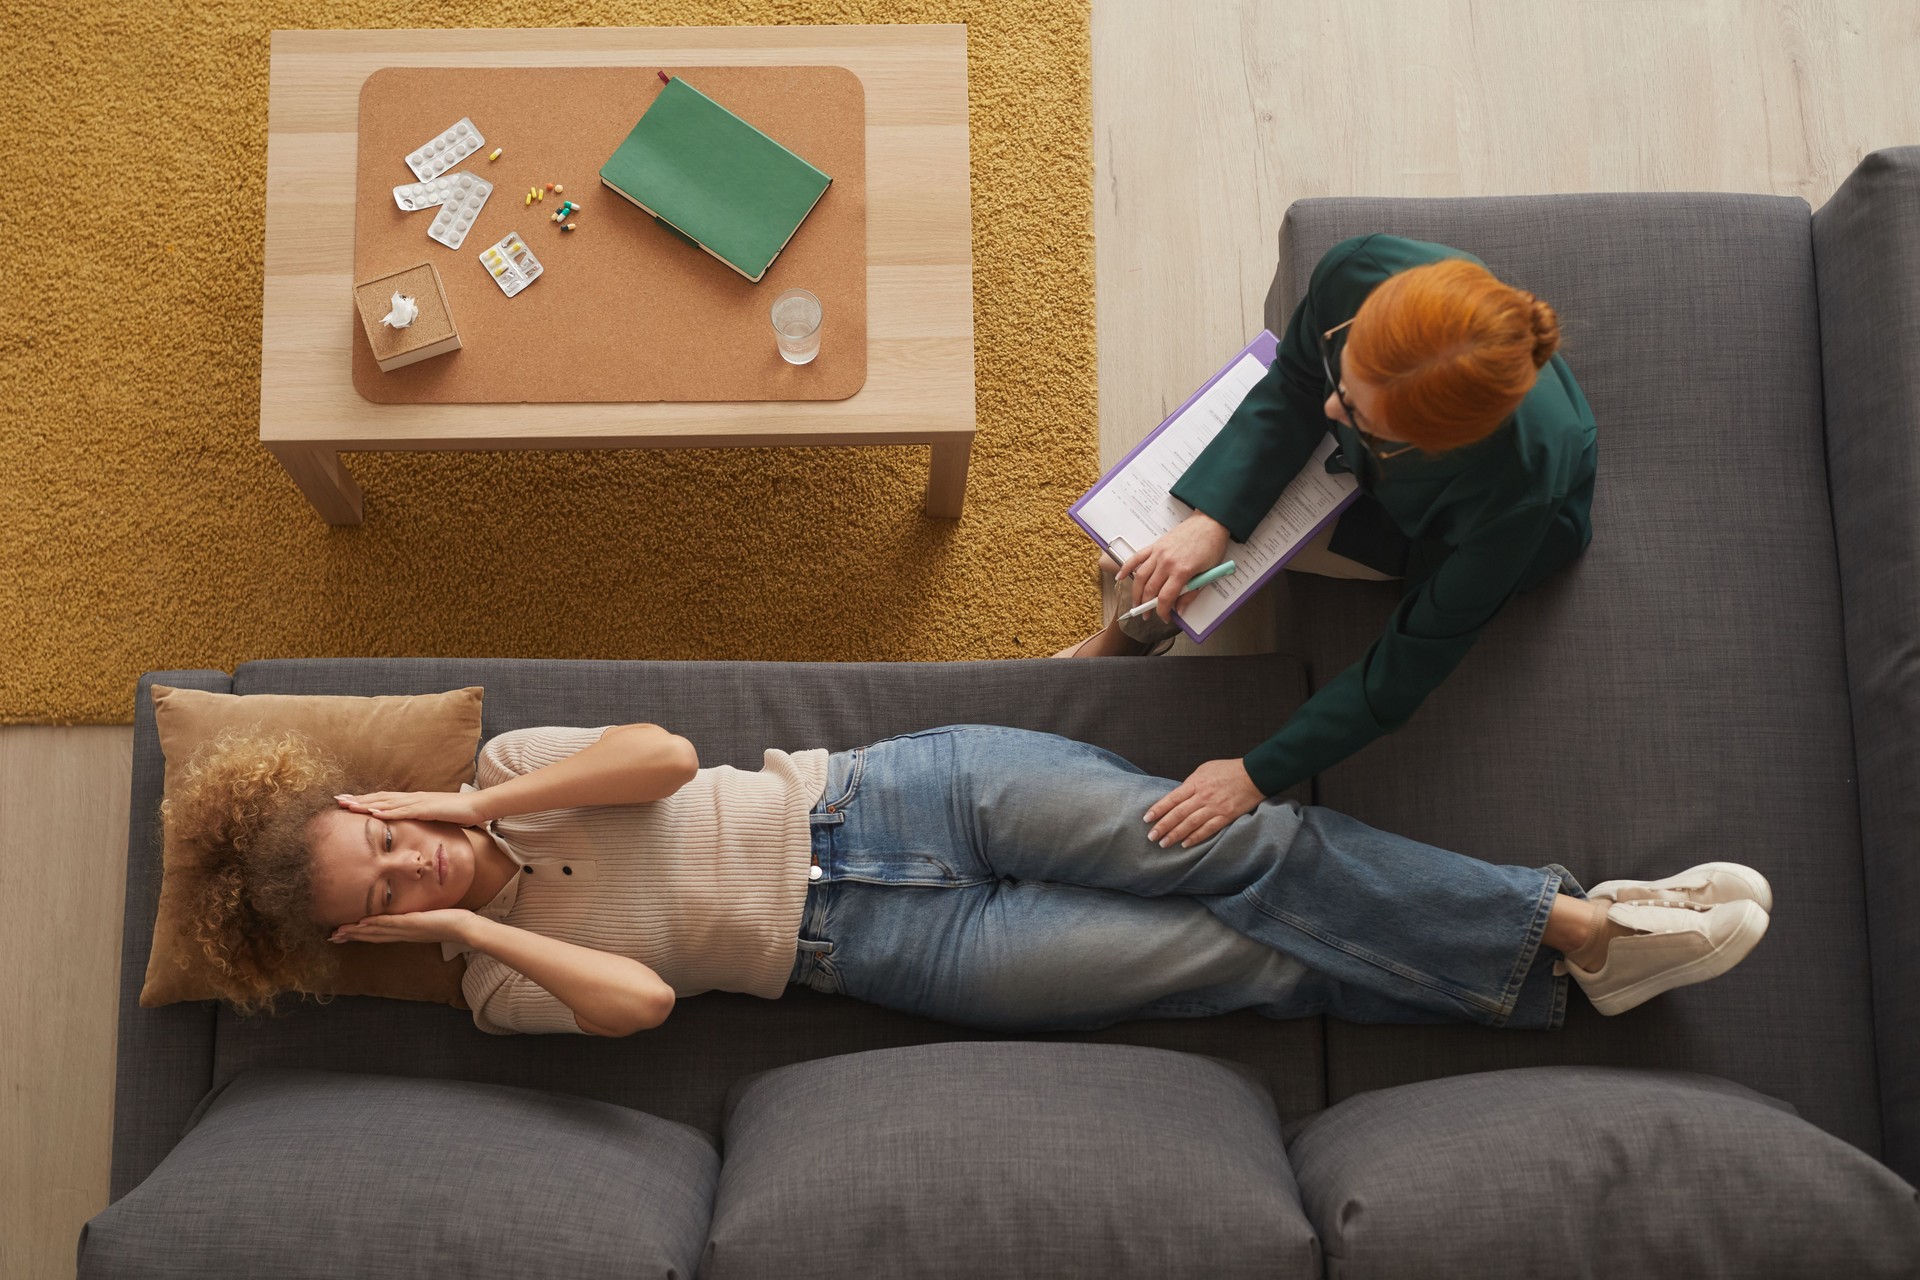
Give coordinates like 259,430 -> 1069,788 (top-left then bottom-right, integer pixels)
523,191 -> 532,205
487,147 -> 501,161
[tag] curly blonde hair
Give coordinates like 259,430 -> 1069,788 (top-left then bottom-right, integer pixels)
161,728 -> 367,1016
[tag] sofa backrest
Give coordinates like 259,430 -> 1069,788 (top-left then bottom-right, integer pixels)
114,655 -> 1322,1199
1812,145 -> 1920,1184
1268,195 -> 1880,1156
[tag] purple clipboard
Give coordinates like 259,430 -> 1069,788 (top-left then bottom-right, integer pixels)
1068,328 -> 1358,645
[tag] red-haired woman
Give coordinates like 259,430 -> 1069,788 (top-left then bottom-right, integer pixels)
1058,234 -> 1596,848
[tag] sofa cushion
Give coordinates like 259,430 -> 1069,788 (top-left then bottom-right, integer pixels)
706,1041 -> 1320,1279
143,683 -> 482,1009
1812,144 -> 1920,1185
79,1068 -> 717,1280
1271,194 -> 1878,1151
1286,1066 -> 1920,1280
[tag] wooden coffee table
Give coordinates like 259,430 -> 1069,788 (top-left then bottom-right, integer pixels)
263,25 -> 975,522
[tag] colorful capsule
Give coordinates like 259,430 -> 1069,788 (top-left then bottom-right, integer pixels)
562,222 -> 576,232
487,147 -> 501,161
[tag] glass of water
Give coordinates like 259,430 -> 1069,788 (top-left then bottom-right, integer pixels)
770,289 -> 823,365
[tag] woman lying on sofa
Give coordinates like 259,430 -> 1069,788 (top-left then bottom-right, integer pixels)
171,721 -> 1769,1037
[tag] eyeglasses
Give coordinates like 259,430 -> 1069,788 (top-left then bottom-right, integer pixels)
1318,319 -> 1417,464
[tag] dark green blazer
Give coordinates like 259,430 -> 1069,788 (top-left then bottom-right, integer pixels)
1170,234 -> 1598,796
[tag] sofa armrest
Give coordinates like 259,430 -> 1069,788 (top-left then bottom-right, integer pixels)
1814,145 -> 1920,1185
109,670 -> 229,1201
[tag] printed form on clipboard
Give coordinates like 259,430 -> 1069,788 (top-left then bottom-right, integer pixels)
1069,330 -> 1360,645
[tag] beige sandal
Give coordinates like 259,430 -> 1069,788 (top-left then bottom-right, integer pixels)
1053,562 -> 1181,658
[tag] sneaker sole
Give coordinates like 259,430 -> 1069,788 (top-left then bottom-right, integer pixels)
1585,900 -> 1770,1016
1589,861 -> 1773,914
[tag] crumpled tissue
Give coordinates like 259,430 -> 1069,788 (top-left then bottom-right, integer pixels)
380,292 -> 419,328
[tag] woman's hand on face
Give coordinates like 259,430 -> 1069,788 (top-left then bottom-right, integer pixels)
335,790 -> 488,827
330,908 -> 477,947
1144,758 -> 1264,848
1117,512 -> 1233,622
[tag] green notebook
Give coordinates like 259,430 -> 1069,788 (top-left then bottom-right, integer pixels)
600,77 -> 834,283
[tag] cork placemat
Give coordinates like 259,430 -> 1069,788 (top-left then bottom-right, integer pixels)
352,65 -> 866,403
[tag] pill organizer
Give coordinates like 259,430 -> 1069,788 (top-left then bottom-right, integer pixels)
479,233 -> 543,297
392,174 -> 458,212
426,174 -> 493,250
405,118 -> 485,182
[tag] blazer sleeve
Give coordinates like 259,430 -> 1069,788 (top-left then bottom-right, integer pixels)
1241,499 -> 1563,795
1167,289 -> 1332,544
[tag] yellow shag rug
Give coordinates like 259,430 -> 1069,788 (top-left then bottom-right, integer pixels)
0,0 -> 1097,723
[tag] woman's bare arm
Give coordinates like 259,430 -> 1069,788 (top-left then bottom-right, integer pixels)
336,725 -> 700,827
471,724 -> 699,822
333,910 -> 674,1036
460,914 -> 675,1037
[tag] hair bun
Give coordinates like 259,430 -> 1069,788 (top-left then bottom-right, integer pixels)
1525,295 -> 1560,368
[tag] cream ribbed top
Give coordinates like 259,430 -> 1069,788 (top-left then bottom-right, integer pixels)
451,727 -> 829,1035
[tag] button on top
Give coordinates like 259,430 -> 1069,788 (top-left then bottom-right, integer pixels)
808,865 -> 823,881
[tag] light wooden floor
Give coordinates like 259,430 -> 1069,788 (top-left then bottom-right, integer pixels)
7,2 -> 1917,1274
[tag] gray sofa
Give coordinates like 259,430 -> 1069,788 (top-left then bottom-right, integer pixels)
83,149 -> 1920,1276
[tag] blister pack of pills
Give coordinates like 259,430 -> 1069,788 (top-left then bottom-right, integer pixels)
426,174 -> 493,250
406,118 -> 485,182
393,174 -> 459,212
479,233 -> 543,297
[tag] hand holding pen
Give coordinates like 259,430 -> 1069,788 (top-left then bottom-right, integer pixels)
1120,560 -> 1236,621
1117,510 -> 1234,622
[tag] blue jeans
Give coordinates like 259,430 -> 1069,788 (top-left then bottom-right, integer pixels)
788,726 -> 1581,1032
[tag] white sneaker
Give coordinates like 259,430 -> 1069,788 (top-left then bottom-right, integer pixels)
1587,862 -> 1772,914
1567,898 -> 1770,1016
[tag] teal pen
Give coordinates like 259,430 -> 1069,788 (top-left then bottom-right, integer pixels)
1119,560 -> 1237,621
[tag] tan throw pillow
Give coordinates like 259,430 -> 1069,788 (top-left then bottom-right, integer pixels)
141,685 -> 485,1010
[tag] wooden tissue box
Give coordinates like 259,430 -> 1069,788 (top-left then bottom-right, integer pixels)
353,262 -> 460,371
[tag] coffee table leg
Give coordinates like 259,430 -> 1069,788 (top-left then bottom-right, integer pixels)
924,437 -> 973,519
267,444 -> 365,525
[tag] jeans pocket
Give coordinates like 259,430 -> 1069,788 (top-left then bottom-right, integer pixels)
805,957 -> 845,995
823,746 -> 866,812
